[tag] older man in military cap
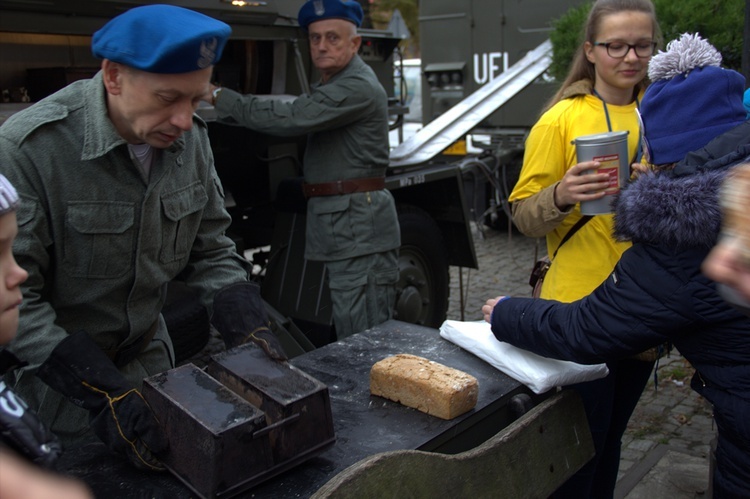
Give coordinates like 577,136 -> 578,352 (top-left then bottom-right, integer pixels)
208,0 -> 401,340
0,4 -> 284,470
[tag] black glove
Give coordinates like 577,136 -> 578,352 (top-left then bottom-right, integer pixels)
36,332 -> 168,471
211,282 -> 288,361
0,378 -> 62,469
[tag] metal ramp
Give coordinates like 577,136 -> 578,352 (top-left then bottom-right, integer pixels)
389,39 -> 553,168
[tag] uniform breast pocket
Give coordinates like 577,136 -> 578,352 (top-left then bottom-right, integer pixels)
65,202 -> 135,279
160,182 -> 208,264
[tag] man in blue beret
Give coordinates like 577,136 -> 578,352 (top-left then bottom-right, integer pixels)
207,0 -> 400,340
0,4 -> 285,471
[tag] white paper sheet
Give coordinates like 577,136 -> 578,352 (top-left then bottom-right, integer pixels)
439,320 -> 609,394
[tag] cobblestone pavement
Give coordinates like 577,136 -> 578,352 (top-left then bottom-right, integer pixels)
448,223 -> 714,498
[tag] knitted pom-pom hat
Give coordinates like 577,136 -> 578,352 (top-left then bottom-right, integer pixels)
640,33 -> 746,165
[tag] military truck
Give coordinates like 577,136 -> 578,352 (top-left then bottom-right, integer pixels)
392,0 -> 589,229
0,0 -> 584,356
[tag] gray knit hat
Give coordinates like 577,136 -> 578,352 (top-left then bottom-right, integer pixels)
0,174 -> 20,215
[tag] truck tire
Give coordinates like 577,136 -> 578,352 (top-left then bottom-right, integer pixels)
395,205 -> 450,327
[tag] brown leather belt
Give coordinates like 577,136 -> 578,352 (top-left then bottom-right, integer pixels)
302,176 -> 385,198
103,320 -> 159,367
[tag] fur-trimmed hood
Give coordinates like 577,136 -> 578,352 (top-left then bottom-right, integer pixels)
613,167 -> 726,248
614,121 -> 750,249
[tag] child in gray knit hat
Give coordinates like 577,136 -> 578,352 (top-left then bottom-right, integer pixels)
0,173 -> 92,499
0,173 -> 24,345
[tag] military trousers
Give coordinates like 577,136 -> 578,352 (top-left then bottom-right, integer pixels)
325,249 -> 399,340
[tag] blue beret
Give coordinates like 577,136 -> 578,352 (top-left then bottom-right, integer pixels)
298,0 -> 363,29
92,4 -> 231,74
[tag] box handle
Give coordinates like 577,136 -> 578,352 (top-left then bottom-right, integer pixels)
252,412 -> 300,439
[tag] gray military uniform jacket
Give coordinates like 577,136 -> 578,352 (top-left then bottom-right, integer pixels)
215,55 -> 400,261
0,72 -> 250,432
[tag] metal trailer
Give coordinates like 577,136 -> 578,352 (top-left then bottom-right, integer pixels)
57,320 -> 594,498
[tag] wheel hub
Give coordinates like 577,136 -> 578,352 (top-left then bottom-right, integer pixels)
395,285 -> 425,323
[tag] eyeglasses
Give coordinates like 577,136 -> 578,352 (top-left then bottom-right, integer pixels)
593,41 -> 657,59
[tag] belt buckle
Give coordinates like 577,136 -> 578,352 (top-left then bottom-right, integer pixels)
336,180 -> 345,194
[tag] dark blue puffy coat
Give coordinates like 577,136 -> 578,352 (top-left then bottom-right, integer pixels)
491,122 -> 750,497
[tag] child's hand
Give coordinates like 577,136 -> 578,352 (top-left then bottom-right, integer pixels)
482,296 -> 506,322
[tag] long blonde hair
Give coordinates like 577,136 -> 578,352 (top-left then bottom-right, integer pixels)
545,0 -> 661,112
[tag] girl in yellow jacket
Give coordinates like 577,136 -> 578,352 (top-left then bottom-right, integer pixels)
509,1 -> 661,496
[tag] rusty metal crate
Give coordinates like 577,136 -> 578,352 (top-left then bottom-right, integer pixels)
207,344 -> 336,464
143,346 -> 336,498
142,363 -> 273,498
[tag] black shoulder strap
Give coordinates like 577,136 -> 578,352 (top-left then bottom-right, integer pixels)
551,215 -> 593,259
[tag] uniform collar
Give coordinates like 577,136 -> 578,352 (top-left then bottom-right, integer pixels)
314,54 -> 364,88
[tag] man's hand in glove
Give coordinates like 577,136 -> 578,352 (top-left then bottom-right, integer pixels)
36,331 -> 168,471
211,282 -> 288,361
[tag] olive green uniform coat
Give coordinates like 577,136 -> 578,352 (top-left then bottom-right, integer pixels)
0,72 -> 251,440
215,54 -> 400,337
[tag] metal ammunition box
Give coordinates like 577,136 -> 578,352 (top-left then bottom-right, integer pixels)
142,364 -> 273,498
207,344 -> 336,464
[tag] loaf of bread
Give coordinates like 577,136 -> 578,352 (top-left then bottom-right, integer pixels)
369,354 -> 479,420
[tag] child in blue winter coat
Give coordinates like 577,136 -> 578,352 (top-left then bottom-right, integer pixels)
484,34 -> 750,498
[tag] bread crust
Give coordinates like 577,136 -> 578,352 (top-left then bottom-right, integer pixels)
369,354 -> 479,420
